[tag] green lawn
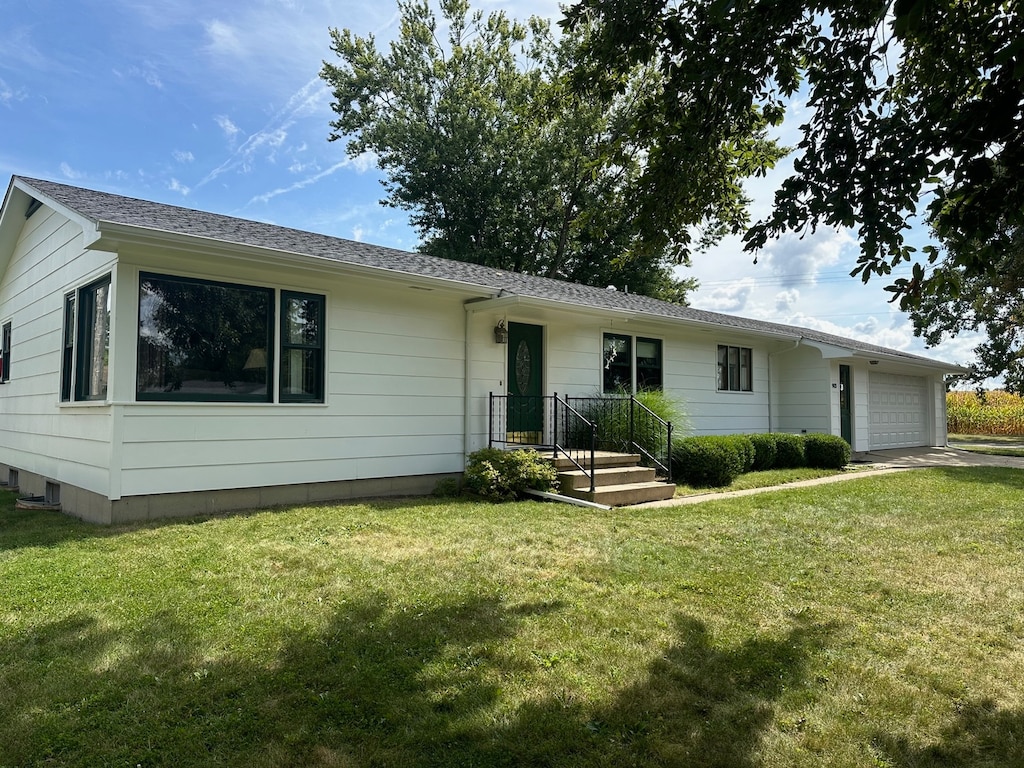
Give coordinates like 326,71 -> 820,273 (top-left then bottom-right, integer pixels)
2,469 -> 1023,767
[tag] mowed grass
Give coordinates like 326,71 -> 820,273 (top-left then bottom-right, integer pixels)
2,469 -> 1024,767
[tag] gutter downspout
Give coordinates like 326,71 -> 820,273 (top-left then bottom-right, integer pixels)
767,338 -> 802,433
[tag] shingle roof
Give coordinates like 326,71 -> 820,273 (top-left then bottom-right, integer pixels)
16,176 -> 962,370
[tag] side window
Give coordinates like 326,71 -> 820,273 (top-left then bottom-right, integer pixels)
635,337 -> 662,391
0,321 -> 10,383
717,345 -> 753,392
280,291 -> 325,403
602,333 -> 632,393
603,333 -> 663,393
61,276 -> 111,402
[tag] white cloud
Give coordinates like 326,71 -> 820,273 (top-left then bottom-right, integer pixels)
0,77 -> 27,107
695,278 -> 755,313
204,19 -> 244,57
128,64 -> 164,89
247,159 -> 351,204
759,228 -> 856,289
59,162 -> 84,180
215,115 -> 240,142
352,225 -> 364,242
168,178 -> 190,196
775,288 -> 799,312
173,149 -> 195,163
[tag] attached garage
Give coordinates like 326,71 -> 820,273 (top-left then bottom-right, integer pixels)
868,372 -> 929,449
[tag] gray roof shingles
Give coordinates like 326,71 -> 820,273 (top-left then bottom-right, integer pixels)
17,176 -> 960,369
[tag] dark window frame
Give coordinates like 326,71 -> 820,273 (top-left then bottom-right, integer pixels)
137,272 -> 275,403
60,275 -> 112,403
603,332 -> 663,393
717,344 -> 753,392
0,321 -> 10,384
279,290 -> 325,403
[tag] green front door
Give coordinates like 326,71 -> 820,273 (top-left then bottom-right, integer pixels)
839,364 -> 852,445
507,322 -> 544,440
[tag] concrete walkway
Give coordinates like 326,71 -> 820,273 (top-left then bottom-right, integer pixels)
634,444 -> 1024,510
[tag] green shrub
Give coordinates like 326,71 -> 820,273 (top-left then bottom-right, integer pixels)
723,434 -> 756,473
464,448 -> 557,502
671,436 -> 745,488
772,433 -> 806,468
748,433 -> 778,471
803,433 -> 852,469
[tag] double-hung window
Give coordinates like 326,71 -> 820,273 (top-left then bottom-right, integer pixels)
602,333 -> 663,393
717,345 -> 752,392
61,275 -> 111,402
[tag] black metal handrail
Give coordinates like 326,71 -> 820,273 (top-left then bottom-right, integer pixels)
552,394 -> 596,493
488,393 -> 597,492
487,392 -> 674,486
566,395 -> 673,482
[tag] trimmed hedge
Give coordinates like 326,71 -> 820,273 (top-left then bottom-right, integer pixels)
772,433 -> 806,469
804,433 -> 852,469
672,432 -> 852,488
671,436 -> 746,487
748,433 -> 778,471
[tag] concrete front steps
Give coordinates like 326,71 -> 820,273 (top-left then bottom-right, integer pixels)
551,451 -> 675,506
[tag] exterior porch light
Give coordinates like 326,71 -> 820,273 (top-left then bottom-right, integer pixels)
494,320 -> 508,344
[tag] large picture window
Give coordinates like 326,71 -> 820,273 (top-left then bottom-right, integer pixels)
280,290 -> 324,403
61,275 -> 111,402
137,274 -> 273,402
717,345 -> 753,392
603,333 -> 663,393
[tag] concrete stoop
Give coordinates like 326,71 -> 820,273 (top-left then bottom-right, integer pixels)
551,451 -> 675,506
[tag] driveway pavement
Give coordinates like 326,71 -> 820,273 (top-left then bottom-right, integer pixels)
856,445 -> 1024,469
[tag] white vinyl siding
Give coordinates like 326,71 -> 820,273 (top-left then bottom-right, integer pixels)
117,276 -> 467,497
0,204 -> 116,496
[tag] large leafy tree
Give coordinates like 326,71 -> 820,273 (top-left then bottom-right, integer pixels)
565,0 -> 1023,382
320,0 -> 784,300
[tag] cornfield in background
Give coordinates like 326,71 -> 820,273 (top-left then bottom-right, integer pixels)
947,389 -> 1024,435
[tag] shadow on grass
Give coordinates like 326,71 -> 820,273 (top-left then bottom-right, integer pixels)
875,698 -> 1024,766
1,596 -> 837,768
928,465 -> 1024,491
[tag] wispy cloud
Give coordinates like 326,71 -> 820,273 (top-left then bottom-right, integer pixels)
198,77 -> 330,188
168,178 -> 190,195
215,114 -> 240,142
0,77 -> 26,107
59,162 -> 84,180
128,63 -> 164,89
247,160 -> 350,204
173,149 -> 195,163
203,19 -> 243,57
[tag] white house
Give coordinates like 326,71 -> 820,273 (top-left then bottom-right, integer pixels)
0,177 -> 964,523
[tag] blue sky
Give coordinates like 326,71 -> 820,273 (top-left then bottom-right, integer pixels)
0,0 -> 980,373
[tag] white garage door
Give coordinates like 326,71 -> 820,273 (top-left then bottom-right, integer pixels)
869,372 -> 928,449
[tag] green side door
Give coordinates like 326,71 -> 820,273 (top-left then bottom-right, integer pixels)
839,364 -> 852,445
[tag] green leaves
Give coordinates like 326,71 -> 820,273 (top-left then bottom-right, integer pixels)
321,0 -> 698,302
